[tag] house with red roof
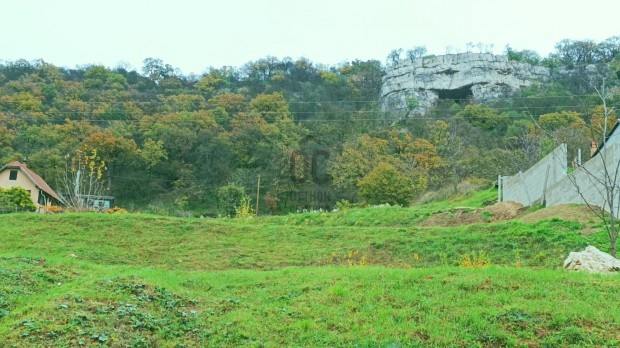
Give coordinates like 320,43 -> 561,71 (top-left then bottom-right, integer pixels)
0,159 -> 63,210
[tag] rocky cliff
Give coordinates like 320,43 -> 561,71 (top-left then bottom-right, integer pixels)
381,53 -> 551,115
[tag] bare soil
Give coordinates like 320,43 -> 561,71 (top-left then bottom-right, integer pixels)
518,204 -> 601,224
418,201 -> 526,227
418,202 -> 602,230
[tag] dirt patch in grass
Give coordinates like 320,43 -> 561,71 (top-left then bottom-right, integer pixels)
519,204 -> 601,224
418,202 -> 605,230
486,201 -> 526,220
418,201 -> 526,227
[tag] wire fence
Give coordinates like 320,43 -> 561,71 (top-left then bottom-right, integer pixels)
0,206 -> 33,214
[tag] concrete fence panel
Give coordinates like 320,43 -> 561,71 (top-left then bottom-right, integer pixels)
546,144 -> 620,212
501,144 -> 567,206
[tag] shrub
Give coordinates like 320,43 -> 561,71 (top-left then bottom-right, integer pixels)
235,196 -> 254,218
459,251 -> 491,268
0,186 -> 36,212
335,199 -> 355,211
357,163 -> 415,206
264,194 -> 279,214
217,183 -> 247,217
105,207 -> 128,214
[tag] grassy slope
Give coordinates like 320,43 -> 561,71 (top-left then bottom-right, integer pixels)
1,188 -> 619,347
0,210 -> 608,270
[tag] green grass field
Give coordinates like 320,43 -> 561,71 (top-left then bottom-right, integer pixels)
1,189 -> 619,347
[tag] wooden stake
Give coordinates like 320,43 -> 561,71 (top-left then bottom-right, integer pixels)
256,175 -> 261,217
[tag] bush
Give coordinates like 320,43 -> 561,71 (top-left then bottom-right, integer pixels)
264,194 -> 279,214
335,199 -> 355,211
235,196 -> 255,218
217,183 -> 247,217
357,163 -> 415,206
0,187 -> 36,212
105,207 -> 128,214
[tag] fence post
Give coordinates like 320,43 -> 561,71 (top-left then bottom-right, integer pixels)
541,164 -> 551,206
497,175 -> 502,203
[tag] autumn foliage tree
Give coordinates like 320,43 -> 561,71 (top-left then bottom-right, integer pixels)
358,162 -> 416,205
58,147 -> 108,211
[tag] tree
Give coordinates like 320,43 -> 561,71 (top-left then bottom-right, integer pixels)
578,71 -> 619,256
217,183 -> 248,217
589,105 -> 617,134
456,104 -> 506,132
538,111 -> 584,131
329,131 -> 440,202
329,135 -> 389,191
81,131 -> 138,191
406,46 -> 427,61
387,49 -> 403,66
142,57 -> 175,84
429,120 -> 464,192
58,147 -> 108,211
549,69 -> 620,256
358,162 -> 415,206
0,186 -> 36,211
505,45 -> 542,65
83,66 -> 127,90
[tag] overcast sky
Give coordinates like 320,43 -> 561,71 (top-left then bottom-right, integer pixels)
1,0 -> 618,75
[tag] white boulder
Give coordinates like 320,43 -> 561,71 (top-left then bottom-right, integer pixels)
564,246 -> 620,274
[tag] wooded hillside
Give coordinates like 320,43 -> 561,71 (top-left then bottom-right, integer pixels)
1,37 -> 618,214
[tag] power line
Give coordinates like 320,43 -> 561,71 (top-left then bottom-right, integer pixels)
0,104 -> 617,125
0,93 -> 608,106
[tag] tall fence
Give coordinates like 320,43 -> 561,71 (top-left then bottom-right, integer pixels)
545,143 -> 620,211
499,137 -> 620,213
499,144 -> 567,206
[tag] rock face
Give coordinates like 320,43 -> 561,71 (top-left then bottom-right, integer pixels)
381,53 -> 551,115
564,246 -> 620,274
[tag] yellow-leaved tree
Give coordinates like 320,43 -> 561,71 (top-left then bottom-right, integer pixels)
58,147 -> 107,211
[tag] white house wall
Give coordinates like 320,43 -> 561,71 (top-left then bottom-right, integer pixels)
0,168 -> 39,205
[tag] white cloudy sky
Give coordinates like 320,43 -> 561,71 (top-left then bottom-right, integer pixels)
1,0 -> 618,74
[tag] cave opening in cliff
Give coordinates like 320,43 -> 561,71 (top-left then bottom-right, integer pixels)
431,84 -> 473,104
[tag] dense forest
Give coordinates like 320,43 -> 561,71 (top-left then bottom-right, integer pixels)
1,37 -> 619,215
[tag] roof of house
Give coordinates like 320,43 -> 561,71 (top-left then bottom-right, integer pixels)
0,161 -> 63,203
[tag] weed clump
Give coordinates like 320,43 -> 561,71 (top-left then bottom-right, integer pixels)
459,251 -> 491,268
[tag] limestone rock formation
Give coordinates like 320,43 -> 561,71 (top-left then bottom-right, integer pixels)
563,246 -> 620,274
381,53 -> 551,115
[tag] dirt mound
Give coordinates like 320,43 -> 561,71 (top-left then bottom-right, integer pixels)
483,201 -> 526,220
418,201 -> 526,227
418,201 -> 604,230
519,204 -> 601,223
417,208 -> 483,227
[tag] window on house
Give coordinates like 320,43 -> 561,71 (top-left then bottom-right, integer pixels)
9,170 -> 18,180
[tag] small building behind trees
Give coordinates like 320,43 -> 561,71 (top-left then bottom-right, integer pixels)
68,194 -> 115,210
